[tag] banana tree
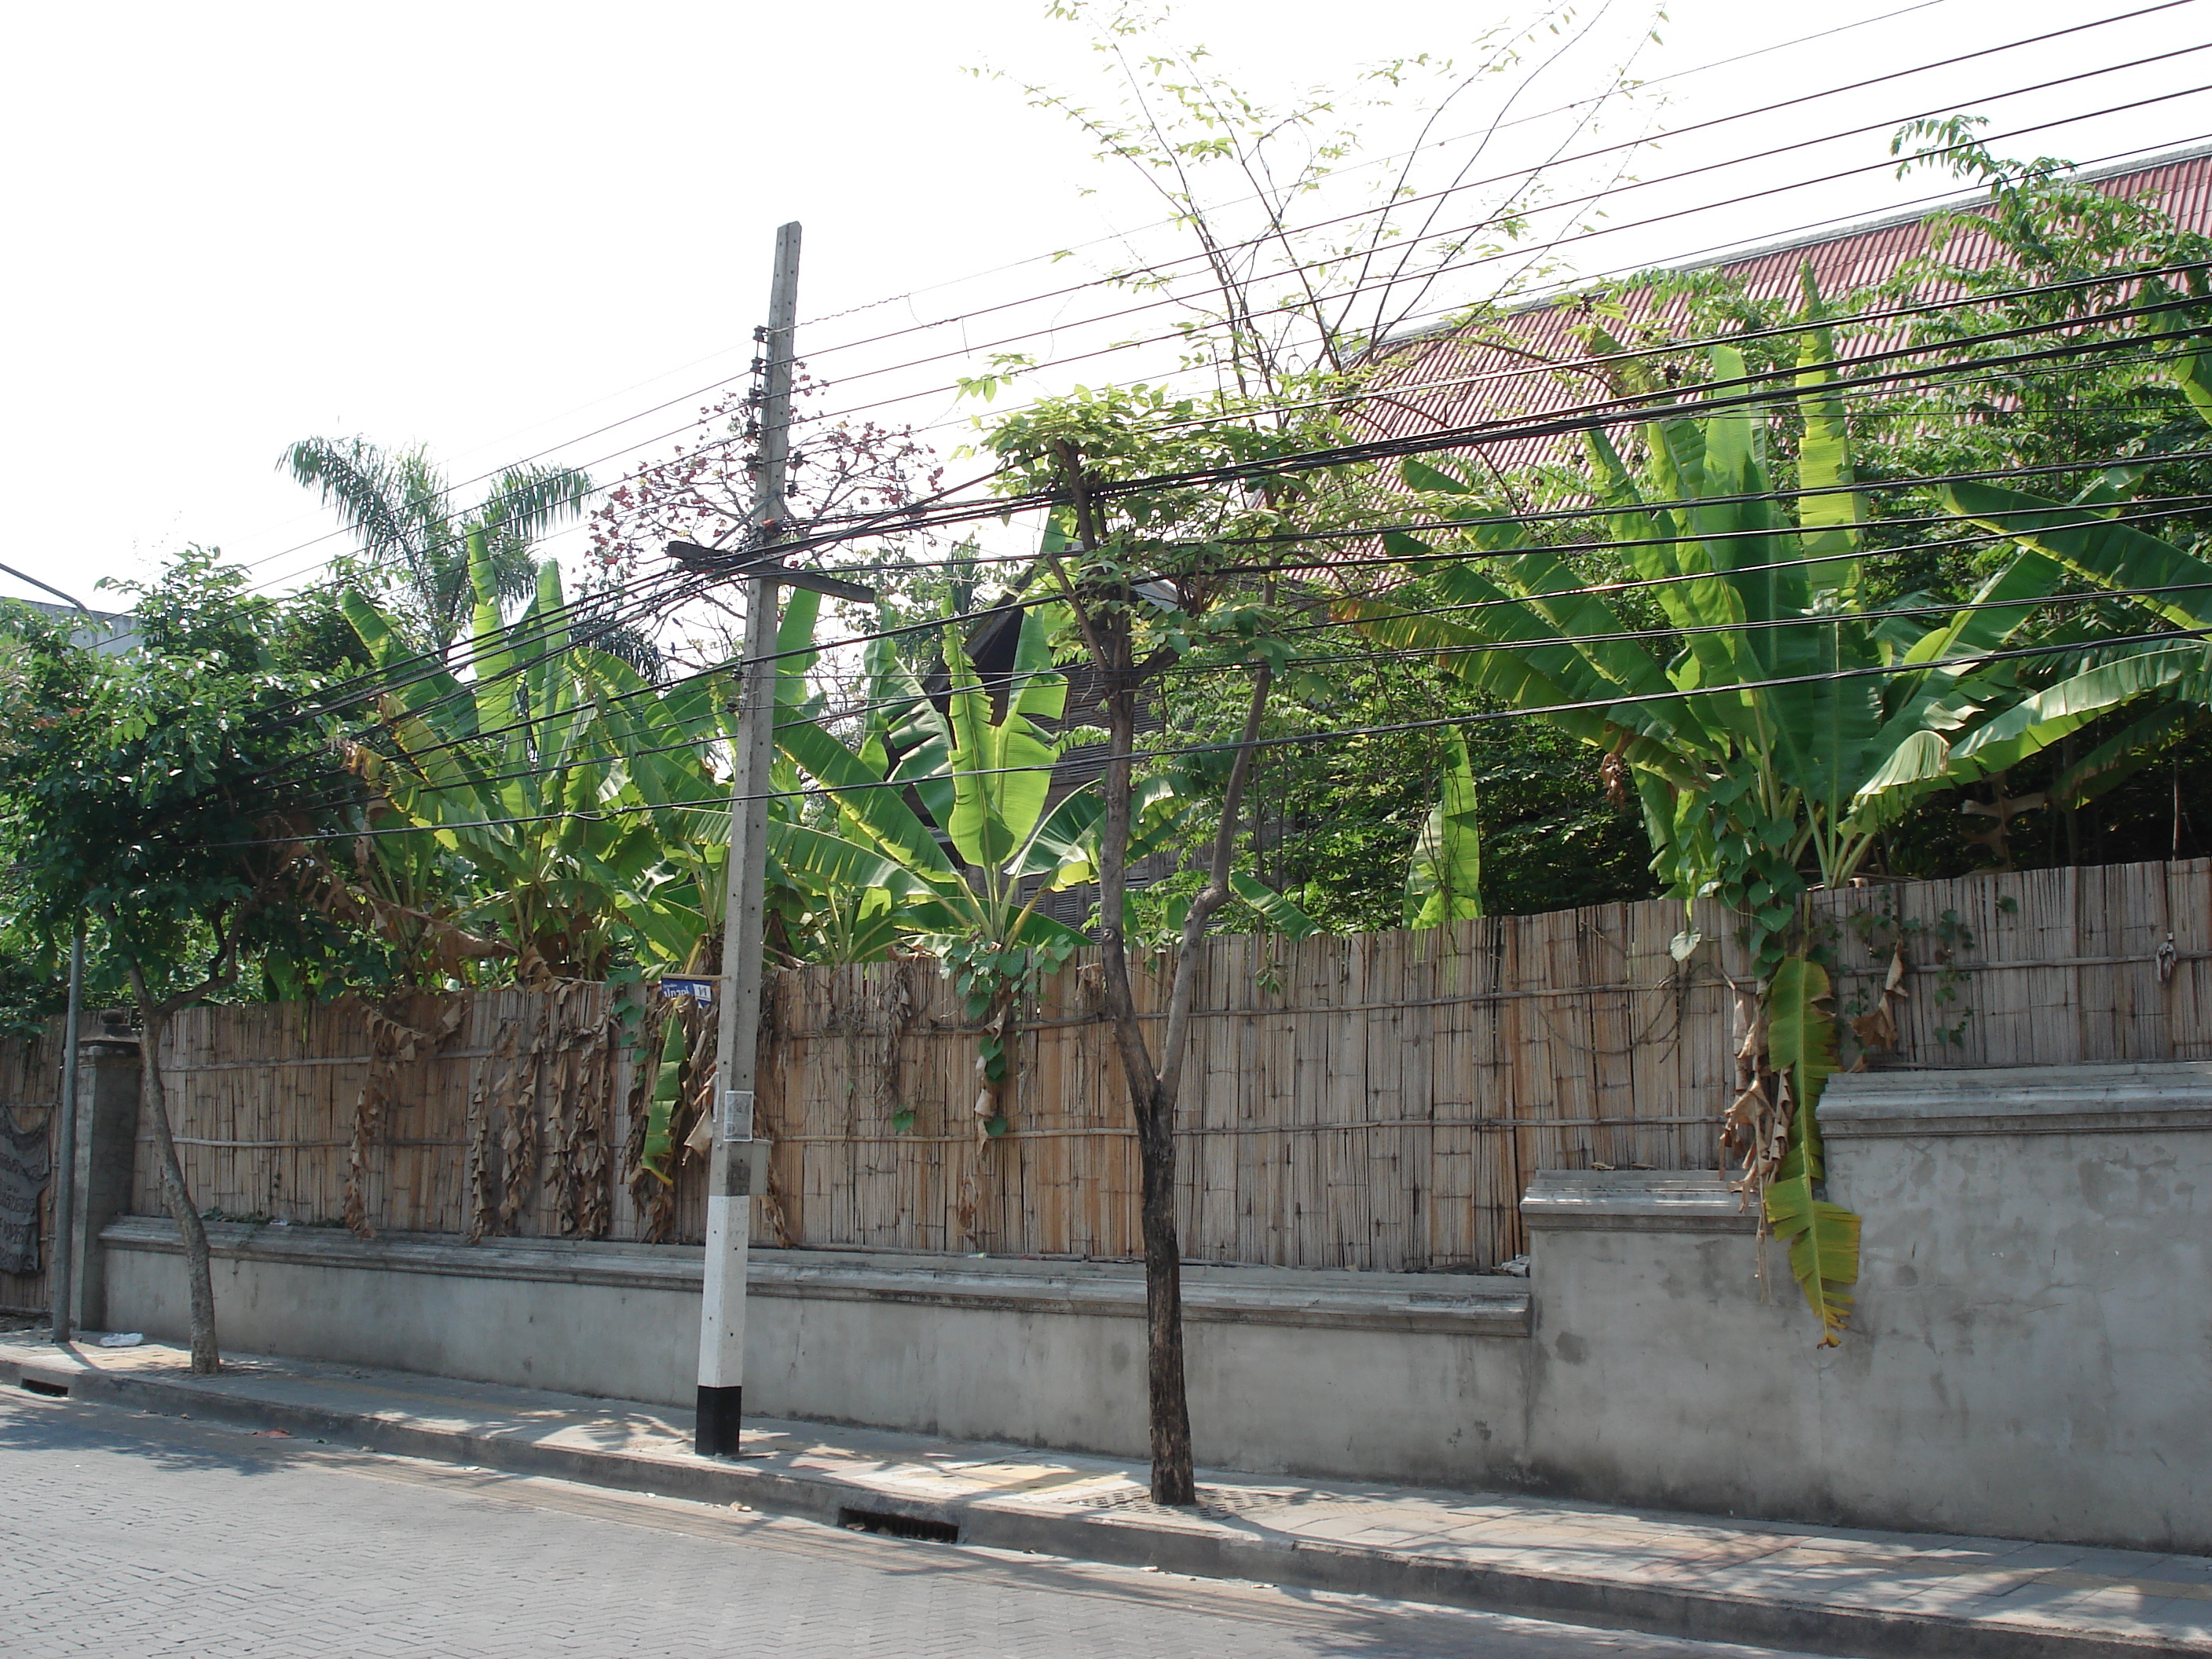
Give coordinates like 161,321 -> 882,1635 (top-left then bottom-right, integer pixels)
773,606 -> 1139,1133
1863,339 -> 2212,848
343,537 -> 702,982
1337,306 -> 2174,1339
1346,340 -> 2086,966
1928,439 -> 2212,817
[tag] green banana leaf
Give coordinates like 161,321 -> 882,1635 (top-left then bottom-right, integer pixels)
1404,735 -> 1483,928
639,1017 -> 687,1184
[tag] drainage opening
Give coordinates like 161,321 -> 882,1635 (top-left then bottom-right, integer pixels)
837,1506 -> 959,1544
19,1377 -> 68,1398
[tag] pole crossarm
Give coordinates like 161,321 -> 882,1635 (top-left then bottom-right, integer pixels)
662,541 -> 874,602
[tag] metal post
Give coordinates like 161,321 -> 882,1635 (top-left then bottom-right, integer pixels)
49,922 -> 82,1344
695,220 -> 802,1457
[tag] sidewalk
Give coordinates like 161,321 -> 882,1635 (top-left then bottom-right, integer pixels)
4,1333 -> 2205,1659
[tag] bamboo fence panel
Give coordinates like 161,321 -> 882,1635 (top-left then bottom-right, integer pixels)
118,857 -> 2212,1270
0,1017 -> 65,1313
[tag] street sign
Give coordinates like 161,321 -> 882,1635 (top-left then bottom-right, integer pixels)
661,976 -> 716,1005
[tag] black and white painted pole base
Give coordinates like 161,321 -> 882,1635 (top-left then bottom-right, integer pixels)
695,1090 -> 769,1458
694,1185 -> 747,1456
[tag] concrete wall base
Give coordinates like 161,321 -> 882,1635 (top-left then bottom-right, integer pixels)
100,1224 -> 1533,1489
101,1061 -> 2212,1555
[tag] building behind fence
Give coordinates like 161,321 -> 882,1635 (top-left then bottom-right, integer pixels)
16,856 -> 2174,1276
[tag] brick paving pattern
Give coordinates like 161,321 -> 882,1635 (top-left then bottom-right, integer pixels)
0,1393 -> 1804,1658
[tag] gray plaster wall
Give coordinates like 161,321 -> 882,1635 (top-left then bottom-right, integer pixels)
101,1225 -> 1533,1486
1822,1064 -> 2211,1550
64,1039 -> 142,1334
1517,1064 -> 2212,1552
99,1061 -> 2212,1551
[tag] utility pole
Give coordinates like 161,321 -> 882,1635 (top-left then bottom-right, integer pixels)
35,562 -> 98,1349
690,221 -> 870,1457
49,923 -> 82,1343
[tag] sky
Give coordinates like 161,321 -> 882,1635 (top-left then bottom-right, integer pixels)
1,0 -> 2204,617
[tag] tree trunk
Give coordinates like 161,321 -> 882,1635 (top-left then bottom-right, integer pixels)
1093,663 -> 1270,1507
1132,1077 -> 1194,1504
1093,667 -> 1198,1505
1046,446 -> 1272,1507
135,1002 -> 221,1374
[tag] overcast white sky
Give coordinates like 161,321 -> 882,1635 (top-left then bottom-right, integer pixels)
2,0 -> 2204,613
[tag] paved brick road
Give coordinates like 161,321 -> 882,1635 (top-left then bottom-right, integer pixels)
0,1392 -> 1811,1657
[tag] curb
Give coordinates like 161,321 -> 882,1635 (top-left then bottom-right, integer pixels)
4,1351 -> 2193,1659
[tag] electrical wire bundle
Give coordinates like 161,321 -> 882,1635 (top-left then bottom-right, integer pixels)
20,0 -> 2212,868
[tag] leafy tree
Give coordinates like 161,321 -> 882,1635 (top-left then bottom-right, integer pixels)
584,379 -> 944,675
984,383 -> 1332,1501
1137,650 -> 1656,929
1606,125 -> 2212,610
956,0 -> 1654,1500
0,551 -> 354,1372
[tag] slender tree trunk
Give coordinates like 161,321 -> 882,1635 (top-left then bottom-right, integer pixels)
130,991 -> 220,1374
1093,650 -> 1197,1505
1048,444 -> 1274,1507
1095,663 -> 1272,1507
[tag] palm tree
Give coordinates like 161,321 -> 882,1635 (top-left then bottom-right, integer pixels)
280,437 -> 592,662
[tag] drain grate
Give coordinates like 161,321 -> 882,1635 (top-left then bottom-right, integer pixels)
19,1377 -> 68,1398
837,1506 -> 960,1544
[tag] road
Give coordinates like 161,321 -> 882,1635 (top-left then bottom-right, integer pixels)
0,1390 -> 1815,1657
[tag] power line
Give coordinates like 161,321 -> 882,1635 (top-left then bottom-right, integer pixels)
266,477 -> 2212,817
229,35 -> 2208,595
778,52 -> 2212,439
214,218 -> 2212,666
361,427 -> 2212,768
756,302 -> 2212,561
306,568 -> 2212,815
203,620 -> 2212,854
793,20 -> 2203,401
246,306 -> 2212,802
783,0 -> 1965,346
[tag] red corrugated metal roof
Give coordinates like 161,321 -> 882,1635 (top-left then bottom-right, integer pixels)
1350,145 -> 2212,475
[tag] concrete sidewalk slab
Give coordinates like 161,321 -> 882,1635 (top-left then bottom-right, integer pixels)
3,1333 -> 2204,1659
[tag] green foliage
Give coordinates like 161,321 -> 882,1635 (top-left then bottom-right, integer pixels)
1404,735 -> 1483,928
1766,956 -> 1838,1147
0,550 -> 360,1020
1343,295 -> 2182,980
284,435 -> 594,662
343,537 -> 726,982
775,606 -> 1104,958
639,1016 -> 687,1185
1764,1173 -> 1861,1346
1760,954 -> 1858,1344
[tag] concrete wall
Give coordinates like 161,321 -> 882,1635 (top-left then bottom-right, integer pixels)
64,1038 -> 141,1334
1515,1063 -> 2212,1552
101,1222 -> 1533,1486
101,1061 -> 2212,1553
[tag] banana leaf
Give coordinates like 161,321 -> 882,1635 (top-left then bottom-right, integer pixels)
1404,735 -> 1483,928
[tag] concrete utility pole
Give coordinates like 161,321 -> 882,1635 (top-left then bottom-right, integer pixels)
692,221 -> 800,1457
41,565 -> 98,1350
690,222 -> 870,1457
49,922 -> 82,1344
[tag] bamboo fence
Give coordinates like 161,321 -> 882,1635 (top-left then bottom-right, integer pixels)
130,857 -> 2212,1272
